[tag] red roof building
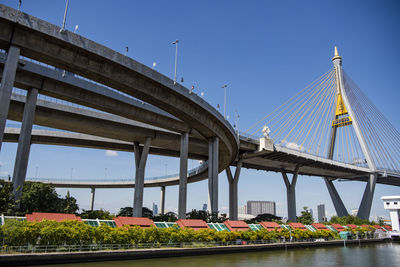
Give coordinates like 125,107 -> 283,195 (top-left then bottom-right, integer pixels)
176,219 -> 209,231
288,222 -> 307,231
223,220 -> 249,232
113,217 -> 154,228
372,225 -> 384,231
259,221 -> 282,231
346,224 -> 358,230
382,225 -> 392,231
26,212 -> 82,222
361,224 -> 373,230
312,223 -> 328,230
331,224 -> 345,232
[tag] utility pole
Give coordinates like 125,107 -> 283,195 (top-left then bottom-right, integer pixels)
221,84 -> 227,119
60,0 -> 69,32
172,40 -> 179,84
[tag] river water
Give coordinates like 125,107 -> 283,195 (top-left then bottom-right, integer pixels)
41,242 -> 400,267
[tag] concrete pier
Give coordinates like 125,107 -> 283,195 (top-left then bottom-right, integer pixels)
281,166 -> 299,222
0,46 -> 20,151
160,186 -> 165,215
90,188 -> 95,211
358,173 -> 377,220
226,158 -> 243,220
178,132 -> 189,219
208,137 -> 219,213
12,88 -> 38,206
324,179 -> 349,217
133,137 -> 151,217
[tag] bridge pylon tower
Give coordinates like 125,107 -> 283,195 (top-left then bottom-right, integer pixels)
326,46 -> 377,220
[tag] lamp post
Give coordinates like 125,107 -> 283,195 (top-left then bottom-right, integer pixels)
172,40 -> 179,84
221,84 -> 227,119
60,0 -> 69,32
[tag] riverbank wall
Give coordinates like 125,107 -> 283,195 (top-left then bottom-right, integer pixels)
0,238 -> 390,266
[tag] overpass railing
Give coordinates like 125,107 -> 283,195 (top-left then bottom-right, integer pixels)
0,163 -> 206,184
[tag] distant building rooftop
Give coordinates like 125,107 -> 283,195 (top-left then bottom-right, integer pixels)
223,220 -> 249,232
113,217 -> 154,228
176,219 -> 209,231
26,212 -> 82,222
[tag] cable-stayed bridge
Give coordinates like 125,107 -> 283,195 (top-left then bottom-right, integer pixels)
0,4 -> 398,221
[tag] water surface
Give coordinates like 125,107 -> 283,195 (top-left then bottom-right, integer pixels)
40,242 -> 400,267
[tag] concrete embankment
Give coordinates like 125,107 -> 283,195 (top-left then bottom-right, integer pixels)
0,239 -> 389,266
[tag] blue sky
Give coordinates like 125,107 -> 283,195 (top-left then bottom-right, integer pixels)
0,0 -> 399,220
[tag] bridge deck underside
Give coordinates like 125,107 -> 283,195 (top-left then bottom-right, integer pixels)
241,150 -> 400,186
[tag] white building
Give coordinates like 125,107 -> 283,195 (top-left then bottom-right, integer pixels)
247,201 -> 276,216
381,196 -> 400,233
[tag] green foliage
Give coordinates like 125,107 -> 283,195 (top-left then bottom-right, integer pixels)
152,211 -> 177,222
186,209 -> 227,223
62,191 -> 79,214
0,219 -> 372,247
117,207 -> 152,218
245,213 -> 282,224
0,180 -> 15,214
297,206 -> 313,225
0,181 -> 79,215
329,215 -> 371,226
80,209 -> 113,220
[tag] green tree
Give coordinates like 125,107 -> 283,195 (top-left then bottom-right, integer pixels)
116,207 -> 152,217
61,191 -> 79,214
0,179 -> 15,214
0,181 -> 79,215
245,213 -> 282,224
18,182 -> 79,215
152,211 -> 177,222
186,209 -> 227,223
297,206 -> 313,225
329,215 -> 371,225
117,207 -> 133,216
80,209 -> 113,219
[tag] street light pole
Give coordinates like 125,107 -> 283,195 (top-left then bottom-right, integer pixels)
172,40 -> 179,84
60,0 -> 69,32
221,85 -> 227,119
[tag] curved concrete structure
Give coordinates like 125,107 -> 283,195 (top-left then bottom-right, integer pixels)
0,6 -> 239,171
0,5 -> 398,220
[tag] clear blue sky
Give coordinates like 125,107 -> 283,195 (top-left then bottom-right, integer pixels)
0,0 -> 399,220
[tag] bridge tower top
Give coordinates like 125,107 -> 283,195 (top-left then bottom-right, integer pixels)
331,46 -> 376,171
332,46 -> 342,63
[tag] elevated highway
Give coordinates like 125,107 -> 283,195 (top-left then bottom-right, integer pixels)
0,4 -> 398,221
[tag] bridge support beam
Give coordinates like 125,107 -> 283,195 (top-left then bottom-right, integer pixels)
133,137 -> 151,217
178,132 -> 189,219
357,173 -> 377,220
0,46 -> 20,151
160,186 -> 165,215
208,137 -> 219,214
324,179 -> 349,217
89,188 -> 95,211
281,166 -> 300,222
226,158 -> 243,220
12,88 -> 38,208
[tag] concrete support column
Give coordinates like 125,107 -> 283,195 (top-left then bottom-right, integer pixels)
12,88 -> 38,207
357,173 -> 377,220
133,137 -> 151,217
225,158 -> 243,220
208,137 -> 219,214
0,46 -> 20,151
281,166 -> 300,222
89,188 -> 95,211
324,178 -> 349,217
178,132 -> 189,219
160,186 -> 165,215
